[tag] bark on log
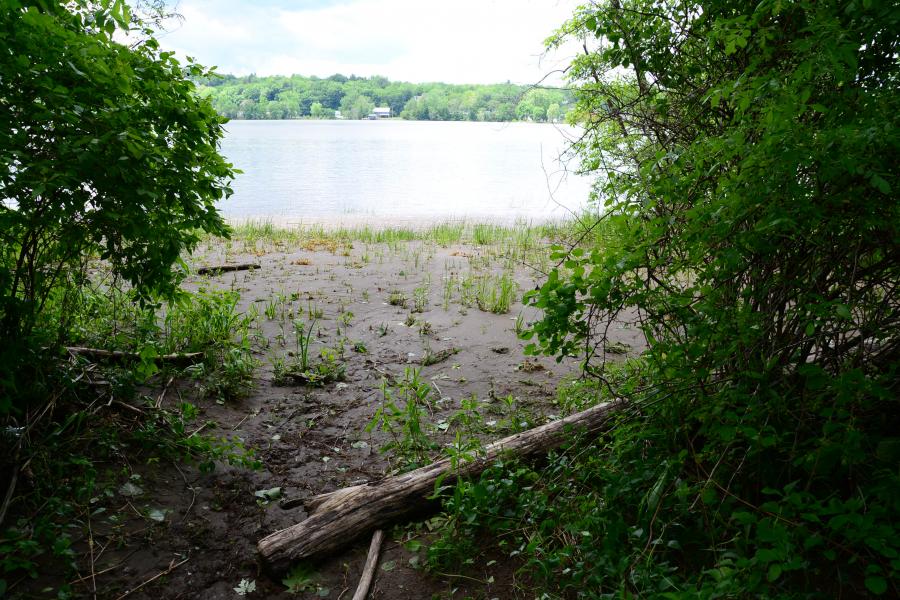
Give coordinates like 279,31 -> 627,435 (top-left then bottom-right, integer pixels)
196,263 -> 260,275
258,400 -> 622,572
65,347 -> 203,365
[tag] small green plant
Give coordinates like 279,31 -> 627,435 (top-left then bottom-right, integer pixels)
366,368 -> 437,470
442,271 -> 456,310
418,319 -> 434,337
306,301 -> 324,319
388,290 -> 408,307
412,284 -> 429,313
282,562 -> 319,593
313,347 -> 346,383
264,297 -> 279,320
475,272 -> 518,314
293,318 -> 317,371
513,312 -> 526,336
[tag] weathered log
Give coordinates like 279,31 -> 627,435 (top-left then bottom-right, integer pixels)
65,347 -> 204,365
257,400 -> 622,572
351,529 -> 384,600
196,263 -> 260,275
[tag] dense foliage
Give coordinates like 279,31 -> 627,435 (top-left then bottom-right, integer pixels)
0,0 -> 235,409
0,3 -> 249,592
434,0 -> 900,596
196,73 -> 573,122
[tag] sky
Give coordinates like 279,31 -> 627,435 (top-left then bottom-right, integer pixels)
152,0 -> 582,85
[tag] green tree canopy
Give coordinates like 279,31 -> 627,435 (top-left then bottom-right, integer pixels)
195,73 -> 574,122
522,0 -> 899,595
0,0 -> 235,405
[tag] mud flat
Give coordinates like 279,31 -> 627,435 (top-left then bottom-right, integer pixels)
61,221 -> 643,599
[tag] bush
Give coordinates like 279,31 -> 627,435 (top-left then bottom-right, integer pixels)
0,0 -> 235,411
435,1 -> 900,597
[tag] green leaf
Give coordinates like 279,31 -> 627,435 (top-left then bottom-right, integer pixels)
118,482 -> 144,497
381,560 -> 397,572
870,174 -> 891,194
865,576 -> 888,595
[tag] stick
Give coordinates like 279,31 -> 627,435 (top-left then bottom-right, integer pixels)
0,458 -> 19,529
351,530 -> 385,600
66,347 -> 203,365
113,557 -> 189,600
156,376 -> 175,409
196,263 -> 260,275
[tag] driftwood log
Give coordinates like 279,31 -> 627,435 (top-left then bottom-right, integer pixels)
196,263 -> 260,275
258,400 -> 622,573
65,347 -> 203,365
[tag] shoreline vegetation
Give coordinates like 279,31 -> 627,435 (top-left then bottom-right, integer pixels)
196,73 -> 574,122
3,215 -> 632,598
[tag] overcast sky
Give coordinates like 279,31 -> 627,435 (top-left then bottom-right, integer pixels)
153,0 -> 581,85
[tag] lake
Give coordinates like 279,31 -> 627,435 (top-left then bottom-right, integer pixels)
218,120 -> 591,224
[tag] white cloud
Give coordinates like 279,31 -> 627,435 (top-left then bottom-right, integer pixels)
154,0 -> 582,84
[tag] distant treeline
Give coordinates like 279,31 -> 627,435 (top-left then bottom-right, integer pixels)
195,73 -> 573,122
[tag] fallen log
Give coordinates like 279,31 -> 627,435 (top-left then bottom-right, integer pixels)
258,400 -> 622,573
196,263 -> 260,275
65,347 -> 203,365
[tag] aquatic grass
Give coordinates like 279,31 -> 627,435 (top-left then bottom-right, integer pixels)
222,217 -> 604,269
475,271 -> 519,314
472,223 -> 505,245
427,221 -> 466,246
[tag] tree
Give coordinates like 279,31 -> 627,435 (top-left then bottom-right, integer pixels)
340,92 -> 374,119
197,75 -> 574,123
310,101 -> 331,119
522,0 -> 899,595
0,0 -> 235,407
546,102 -> 560,122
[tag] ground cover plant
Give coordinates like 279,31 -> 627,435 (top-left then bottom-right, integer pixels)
424,0 -> 900,597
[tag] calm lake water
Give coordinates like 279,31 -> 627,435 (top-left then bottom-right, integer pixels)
218,120 -> 591,223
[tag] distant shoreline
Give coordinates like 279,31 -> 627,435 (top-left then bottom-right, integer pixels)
222,117 -> 566,125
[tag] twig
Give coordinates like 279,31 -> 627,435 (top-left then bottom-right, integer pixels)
69,562 -> 125,585
181,487 -> 198,524
231,412 -> 253,431
0,452 -> 20,528
156,376 -> 175,409
112,400 -> 145,415
351,529 -> 384,600
431,570 -> 489,585
170,462 -> 198,524
113,557 -> 189,600
88,516 -> 97,599
188,421 -> 211,437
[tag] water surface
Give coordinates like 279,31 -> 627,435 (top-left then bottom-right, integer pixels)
219,120 -> 590,223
